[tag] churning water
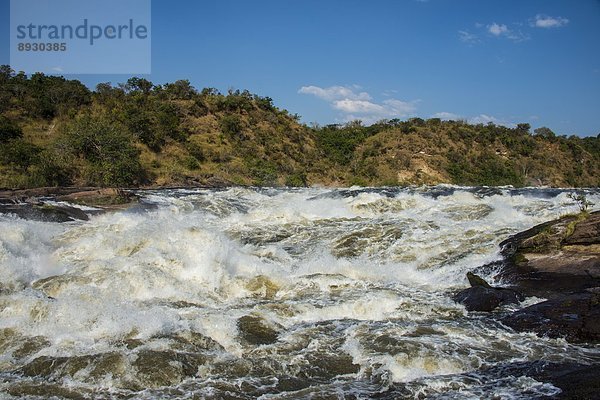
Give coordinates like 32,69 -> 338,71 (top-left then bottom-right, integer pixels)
1,186 -> 599,399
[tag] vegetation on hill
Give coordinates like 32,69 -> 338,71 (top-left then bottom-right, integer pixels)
1,65 -> 598,188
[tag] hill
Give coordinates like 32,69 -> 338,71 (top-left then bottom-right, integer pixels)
1,66 -> 598,188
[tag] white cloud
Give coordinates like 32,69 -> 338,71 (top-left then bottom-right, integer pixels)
431,112 -> 462,120
461,15 -> 565,45
332,98 -> 417,118
458,30 -> 479,44
469,114 -> 515,127
486,23 -> 529,42
298,85 -> 371,101
505,30 -> 529,42
532,14 -> 569,28
333,99 -> 383,114
469,114 -> 499,124
51,66 -> 64,72
299,85 -> 418,124
383,99 -> 418,116
488,23 -> 509,36
381,89 -> 399,97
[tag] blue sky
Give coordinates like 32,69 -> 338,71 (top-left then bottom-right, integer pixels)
1,0 -> 599,136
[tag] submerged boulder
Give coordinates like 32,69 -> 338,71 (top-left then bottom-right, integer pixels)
453,273 -> 523,312
461,361 -> 600,400
237,314 -> 281,345
502,288 -> 600,343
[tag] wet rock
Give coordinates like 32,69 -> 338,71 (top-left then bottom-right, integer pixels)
12,336 -> 50,359
502,289 -> 600,343
537,362 -> 600,399
0,331 -> 50,368
466,271 -> 492,288
454,287 -> 522,312
88,352 -> 127,380
0,186 -> 97,200
0,203 -> 89,222
21,352 -> 133,384
453,273 -> 524,312
0,187 -> 138,222
237,314 -> 281,345
5,382 -> 87,400
33,274 -> 93,298
56,188 -> 137,209
499,211 -> 600,298
21,349 -> 208,390
563,213 -> 600,246
151,330 -> 225,353
22,355 -> 83,378
297,352 -> 360,380
487,211 -> 600,343
133,349 -> 205,388
470,361 -> 600,400
245,275 -> 280,299
275,376 -> 312,392
0,328 -> 19,353
122,338 -> 144,350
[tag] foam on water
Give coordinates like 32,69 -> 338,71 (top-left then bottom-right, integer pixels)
0,186 -> 599,398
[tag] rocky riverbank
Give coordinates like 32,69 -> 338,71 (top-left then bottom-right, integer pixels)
0,187 -> 138,222
455,210 -> 600,398
498,210 -> 600,343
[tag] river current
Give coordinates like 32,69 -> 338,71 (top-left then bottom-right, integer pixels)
1,186 -> 599,399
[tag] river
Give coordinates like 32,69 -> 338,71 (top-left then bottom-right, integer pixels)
1,186 -> 599,399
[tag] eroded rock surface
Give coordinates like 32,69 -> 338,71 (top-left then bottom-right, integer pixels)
494,211 -> 600,343
453,272 -> 523,312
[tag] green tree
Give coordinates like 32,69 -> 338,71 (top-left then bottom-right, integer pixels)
163,79 -> 196,99
0,116 -> 23,142
534,126 -> 556,139
516,123 -> 531,135
0,139 -> 41,170
220,114 -> 244,138
123,77 -> 153,94
65,115 -> 143,186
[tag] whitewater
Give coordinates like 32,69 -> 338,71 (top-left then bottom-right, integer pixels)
1,186 -> 599,399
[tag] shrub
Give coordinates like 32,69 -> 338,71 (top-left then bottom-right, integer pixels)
184,156 -> 200,170
65,115 -> 143,186
0,139 -> 41,170
0,116 -> 22,142
185,141 -> 205,162
568,192 -> 594,212
156,103 -> 184,141
285,172 -> 307,187
314,123 -> 373,164
246,158 -> 279,186
220,114 -> 244,138
35,149 -> 74,186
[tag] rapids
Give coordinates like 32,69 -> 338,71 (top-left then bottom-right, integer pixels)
1,186 -> 599,399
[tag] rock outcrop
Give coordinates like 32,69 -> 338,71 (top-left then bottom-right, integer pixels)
453,272 -> 524,312
502,288 -> 600,343
496,211 -> 600,343
0,187 -> 138,222
499,211 -> 600,298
